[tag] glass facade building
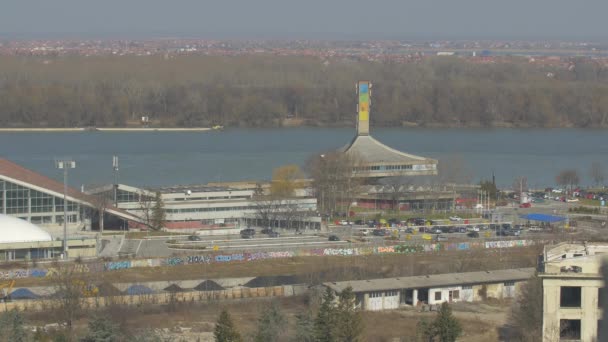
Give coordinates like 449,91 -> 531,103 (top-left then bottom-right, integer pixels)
0,179 -> 80,224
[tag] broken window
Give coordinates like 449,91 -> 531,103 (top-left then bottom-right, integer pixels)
560,286 -> 581,308
559,319 -> 581,340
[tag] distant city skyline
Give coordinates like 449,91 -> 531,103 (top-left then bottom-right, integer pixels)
2,0 -> 608,41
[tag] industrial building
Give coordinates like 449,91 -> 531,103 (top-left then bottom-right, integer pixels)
540,242 -> 608,342
324,268 -> 534,311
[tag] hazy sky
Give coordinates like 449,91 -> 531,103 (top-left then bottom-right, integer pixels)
2,0 -> 607,40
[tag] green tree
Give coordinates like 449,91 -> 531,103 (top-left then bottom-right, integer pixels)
334,286 -> 363,342
293,310 -> 315,342
509,273 -> 543,341
150,191 -> 166,231
416,318 -> 436,342
314,287 -> 336,342
81,314 -> 122,342
0,309 -> 27,342
254,301 -> 287,342
214,309 -> 242,342
434,303 -> 462,342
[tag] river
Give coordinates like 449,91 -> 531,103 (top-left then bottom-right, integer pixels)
0,128 -> 606,189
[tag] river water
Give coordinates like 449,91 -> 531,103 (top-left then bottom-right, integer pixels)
0,128 -> 606,189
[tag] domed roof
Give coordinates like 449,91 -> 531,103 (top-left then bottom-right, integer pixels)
0,215 -> 53,243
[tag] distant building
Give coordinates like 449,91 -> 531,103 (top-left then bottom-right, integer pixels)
341,81 -> 438,182
324,268 -> 534,311
87,183 -> 321,231
540,242 -> 607,342
0,158 -> 139,235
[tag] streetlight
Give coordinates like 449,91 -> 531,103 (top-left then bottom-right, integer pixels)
55,159 -> 76,259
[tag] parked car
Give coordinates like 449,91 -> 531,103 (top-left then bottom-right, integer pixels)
268,231 -> 280,238
431,227 -> 442,234
260,228 -> 272,234
240,228 -> 256,238
328,235 -> 340,241
354,220 -> 364,225
372,229 -> 388,236
467,231 -> 480,238
519,202 -> 532,208
414,218 -> 426,226
188,235 -> 202,241
435,235 -> 448,242
458,227 -> 467,233
449,216 -> 462,222
404,228 -> 415,234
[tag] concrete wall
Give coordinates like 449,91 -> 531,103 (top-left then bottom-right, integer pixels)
542,277 -> 603,342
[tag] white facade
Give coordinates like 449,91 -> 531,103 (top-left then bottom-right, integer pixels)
541,243 -> 607,342
95,184 -> 319,228
0,214 -> 52,243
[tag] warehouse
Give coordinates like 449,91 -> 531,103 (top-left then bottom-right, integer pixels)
324,268 -> 534,311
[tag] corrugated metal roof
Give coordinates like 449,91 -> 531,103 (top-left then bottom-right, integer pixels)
324,268 -> 535,293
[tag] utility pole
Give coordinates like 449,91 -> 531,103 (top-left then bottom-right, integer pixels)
55,159 -> 76,259
112,155 -> 119,206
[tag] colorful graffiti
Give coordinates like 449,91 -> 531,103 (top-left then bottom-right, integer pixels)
0,239 -> 541,280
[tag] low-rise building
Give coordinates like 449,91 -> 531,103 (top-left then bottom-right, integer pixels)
540,242 -> 608,342
324,268 -> 534,311
87,183 -> 321,231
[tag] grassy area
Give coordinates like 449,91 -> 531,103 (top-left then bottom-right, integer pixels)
579,198 -> 601,207
25,295 -> 508,341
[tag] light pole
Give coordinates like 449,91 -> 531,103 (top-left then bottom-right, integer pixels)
55,159 -> 76,259
112,155 -> 119,206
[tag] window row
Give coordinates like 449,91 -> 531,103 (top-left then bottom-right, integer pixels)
353,164 -> 414,173
165,206 -> 258,214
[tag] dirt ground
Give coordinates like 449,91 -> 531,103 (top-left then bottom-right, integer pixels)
16,245 -> 542,287
26,296 -> 513,341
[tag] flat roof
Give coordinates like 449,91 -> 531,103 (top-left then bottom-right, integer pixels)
324,268 -> 535,293
151,185 -> 244,194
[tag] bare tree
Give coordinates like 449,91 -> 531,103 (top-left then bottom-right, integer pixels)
305,151 -> 361,217
512,176 -> 528,194
90,191 -> 113,233
590,162 -> 605,188
380,176 -> 414,213
556,169 -> 580,192
438,155 -> 473,185
50,263 -> 95,334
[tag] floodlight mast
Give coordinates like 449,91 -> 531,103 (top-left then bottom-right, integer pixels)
55,159 -> 75,259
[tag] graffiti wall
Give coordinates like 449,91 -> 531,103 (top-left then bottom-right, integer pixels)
0,239 -> 540,280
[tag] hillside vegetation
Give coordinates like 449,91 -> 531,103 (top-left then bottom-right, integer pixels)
0,55 -> 607,128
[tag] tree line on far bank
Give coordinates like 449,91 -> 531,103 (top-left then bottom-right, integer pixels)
0,55 -> 607,128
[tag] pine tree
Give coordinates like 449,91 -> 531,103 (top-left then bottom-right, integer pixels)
214,309 -> 242,342
334,286 -> 363,342
314,287 -> 336,342
434,302 -> 462,342
81,315 -> 121,342
254,301 -> 287,342
293,310 -> 315,342
150,191 -> 166,230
